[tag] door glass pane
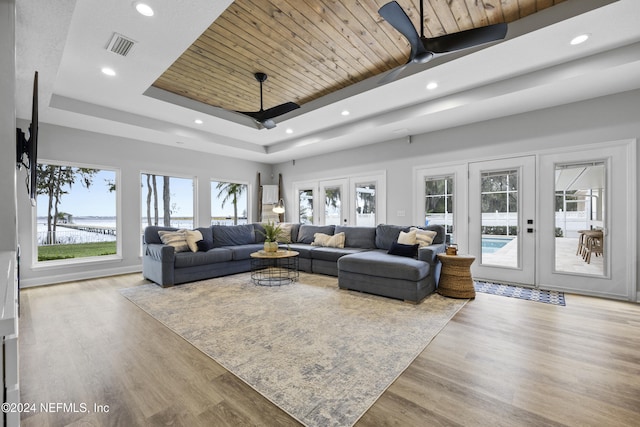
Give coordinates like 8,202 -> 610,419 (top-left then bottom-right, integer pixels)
298,189 -> 314,224
425,176 -> 454,242
355,182 -> 376,226
324,186 -> 341,226
480,170 -> 518,267
554,162 -> 606,276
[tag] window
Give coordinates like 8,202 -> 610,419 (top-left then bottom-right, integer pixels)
36,162 -> 118,262
425,175 -> 454,240
141,173 -> 194,229
212,180 -> 248,225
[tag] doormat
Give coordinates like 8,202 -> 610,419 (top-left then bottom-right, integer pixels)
474,281 -> 566,306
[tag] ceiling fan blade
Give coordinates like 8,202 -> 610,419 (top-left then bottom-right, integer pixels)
378,62 -> 409,85
260,102 -> 300,120
379,1 -> 430,63
237,102 -> 299,129
423,23 -> 508,53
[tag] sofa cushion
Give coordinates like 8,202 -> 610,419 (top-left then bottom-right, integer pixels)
174,248 -> 233,268
338,251 -> 430,282
388,242 -> 419,258
297,225 -> 335,244
375,224 -> 411,250
212,224 -> 255,247
280,243 -> 313,258
310,247 -> 370,262
228,244 -> 266,260
335,226 -> 377,249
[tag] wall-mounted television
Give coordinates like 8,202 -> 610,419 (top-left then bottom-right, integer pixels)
16,71 -> 38,207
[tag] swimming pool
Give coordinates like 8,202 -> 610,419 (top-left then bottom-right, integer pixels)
482,237 -> 513,254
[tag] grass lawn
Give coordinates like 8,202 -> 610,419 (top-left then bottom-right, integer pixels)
38,241 -> 117,261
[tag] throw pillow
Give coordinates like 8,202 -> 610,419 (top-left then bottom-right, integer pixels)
410,227 -> 437,247
311,232 -> 331,247
185,229 -> 203,252
311,232 -> 346,248
277,223 -> 293,243
158,230 -> 189,253
196,239 -> 213,252
388,242 -> 419,258
397,229 -> 417,245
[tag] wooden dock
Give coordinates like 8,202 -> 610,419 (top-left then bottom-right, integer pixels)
58,224 -> 117,236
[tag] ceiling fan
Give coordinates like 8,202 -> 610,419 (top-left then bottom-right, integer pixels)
378,1 -> 508,84
237,72 -> 300,129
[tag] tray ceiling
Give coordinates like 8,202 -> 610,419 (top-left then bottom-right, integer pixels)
152,0 -> 566,115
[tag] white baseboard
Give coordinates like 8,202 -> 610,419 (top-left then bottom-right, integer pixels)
20,265 -> 142,288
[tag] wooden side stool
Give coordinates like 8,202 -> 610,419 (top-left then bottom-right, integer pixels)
437,254 -> 476,298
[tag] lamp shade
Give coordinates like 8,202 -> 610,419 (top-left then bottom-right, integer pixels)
273,198 -> 285,214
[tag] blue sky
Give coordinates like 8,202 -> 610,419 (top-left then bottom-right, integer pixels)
36,169 -> 246,218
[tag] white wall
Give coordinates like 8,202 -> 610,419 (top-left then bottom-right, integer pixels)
273,89 -> 640,295
0,0 -> 17,252
17,123 -> 273,287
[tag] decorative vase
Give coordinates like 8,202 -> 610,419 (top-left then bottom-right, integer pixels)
264,241 -> 278,252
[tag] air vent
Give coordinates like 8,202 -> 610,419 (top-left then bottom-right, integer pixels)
106,33 -> 136,56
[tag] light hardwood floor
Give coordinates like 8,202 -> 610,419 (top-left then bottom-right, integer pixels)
19,273 -> 640,426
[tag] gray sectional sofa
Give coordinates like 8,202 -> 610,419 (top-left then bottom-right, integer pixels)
142,222 -> 446,303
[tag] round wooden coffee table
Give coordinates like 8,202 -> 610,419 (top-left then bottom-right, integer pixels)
437,253 -> 476,298
250,250 -> 299,286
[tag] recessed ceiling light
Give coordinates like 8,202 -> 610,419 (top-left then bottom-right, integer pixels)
194,119 -> 203,124
134,2 -> 154,17
426,82 -> 438,90
285,128 -> 293,134
570,34 -> 590,45
101,67 -> 116,76
341,110 -> 350,116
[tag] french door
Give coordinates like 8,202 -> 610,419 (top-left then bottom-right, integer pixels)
538,141 -> 635,300
469,156 -> 536,285
319,179 -> 348,226
317,173 -> 386,226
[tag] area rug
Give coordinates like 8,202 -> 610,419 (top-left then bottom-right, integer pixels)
120,272 -> 467,427
474,281 -> 566,306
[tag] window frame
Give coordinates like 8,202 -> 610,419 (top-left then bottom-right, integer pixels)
33,159 -> 122,268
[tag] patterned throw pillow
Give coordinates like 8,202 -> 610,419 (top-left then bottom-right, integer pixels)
397,229 -> 417,245
158,230 -> 189,252
311,232 -> 345,248
185,229 -> 203,252
277,223 -> 293,243
410,227 -> 437,247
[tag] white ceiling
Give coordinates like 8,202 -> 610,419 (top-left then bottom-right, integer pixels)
15,0 -> 640,164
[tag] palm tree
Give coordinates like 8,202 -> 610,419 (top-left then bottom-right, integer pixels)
216,182 -> 246,225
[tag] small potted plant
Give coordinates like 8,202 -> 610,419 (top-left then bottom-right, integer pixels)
260,221 -> 282,252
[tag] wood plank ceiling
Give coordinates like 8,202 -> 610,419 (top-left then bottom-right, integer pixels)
152,0 -> 566,115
